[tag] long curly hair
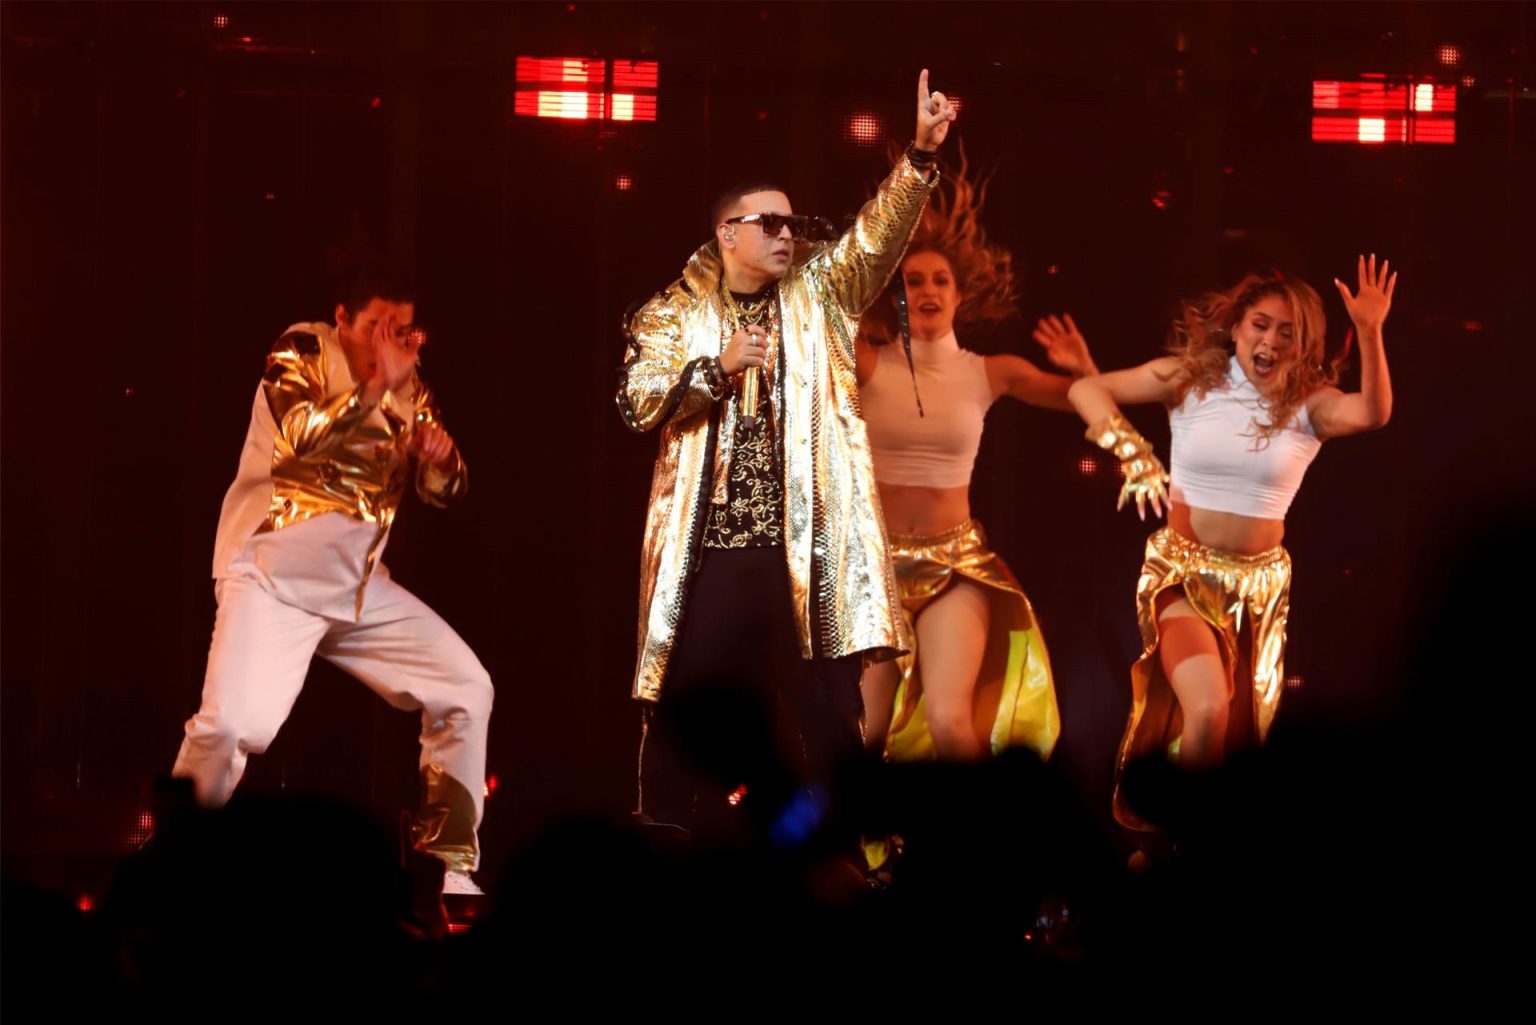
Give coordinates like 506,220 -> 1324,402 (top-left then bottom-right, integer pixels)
862,147 -> 1017,346
1168,272 -> 1342,441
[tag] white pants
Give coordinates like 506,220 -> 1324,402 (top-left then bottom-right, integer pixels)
172,573 -> 494,870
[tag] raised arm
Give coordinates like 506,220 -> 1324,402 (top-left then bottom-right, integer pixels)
1309,253 -> 1396,440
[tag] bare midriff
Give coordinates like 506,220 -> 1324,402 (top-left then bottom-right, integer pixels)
1169,500 -> 1285,554
877,481 -> 973,537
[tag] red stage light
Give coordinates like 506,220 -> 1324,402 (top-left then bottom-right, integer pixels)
614,174 -> 634,191
1151,189 -> 1173,210
726,785 -> 748,806
1312,78 -> 1455,145
212,14 -> 229,30
1046,264 -> 1060,275
844,112 -> 883,146
1437,45 -> 1462,67
1077,456 -> 1099,477
611,60 -> 658,90
1461,75 -> 1476,88
1285,674 -> 1304,690
609,94 -> 657,122
515,57 -> 604,86
484,774 -> 499,798
513,57 -> 657,122
370,96 -> 382,109
77,894 -> 96,913
264,192 -> 275,201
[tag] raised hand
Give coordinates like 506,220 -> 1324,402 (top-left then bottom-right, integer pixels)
1032,313 -> 1098,377
371,313 -> 422,396
915,68 -> 957,151
1333,253 -> 1397,334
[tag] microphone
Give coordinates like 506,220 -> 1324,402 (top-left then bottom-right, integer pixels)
740,364 -> 761,427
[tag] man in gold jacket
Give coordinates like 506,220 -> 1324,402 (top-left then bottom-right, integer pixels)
171,267 -> 493,895
619,72 -> 956,836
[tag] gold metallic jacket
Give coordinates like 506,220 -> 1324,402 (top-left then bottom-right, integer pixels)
618,155 -> 936,701
214,323 -> 467,614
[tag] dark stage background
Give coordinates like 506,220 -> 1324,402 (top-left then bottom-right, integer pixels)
3,1 -> 1531,892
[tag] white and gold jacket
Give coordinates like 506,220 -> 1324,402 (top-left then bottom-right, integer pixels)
214,322 -> 466,619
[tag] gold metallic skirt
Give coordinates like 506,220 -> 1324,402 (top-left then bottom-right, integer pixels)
1116,526 -> 1292,831
883,521 -> 1060,762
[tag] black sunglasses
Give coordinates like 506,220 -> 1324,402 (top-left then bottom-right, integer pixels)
723,213 -> 838,242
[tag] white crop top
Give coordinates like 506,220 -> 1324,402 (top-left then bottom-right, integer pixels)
861,331 -> 993,488
1168,356 -> 1321,519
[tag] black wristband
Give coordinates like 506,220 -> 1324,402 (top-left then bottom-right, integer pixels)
703,356 -> 729,398
906,142 -> 939,170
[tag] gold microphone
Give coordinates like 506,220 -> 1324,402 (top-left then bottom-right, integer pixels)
740,329 -> 762,428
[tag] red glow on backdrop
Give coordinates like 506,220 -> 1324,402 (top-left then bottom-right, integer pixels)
1312,78 -> 1455,145
122,810 -> 154,851
844,112 -> 883,145
513,57 -> 658,122
370,96 -> 382,109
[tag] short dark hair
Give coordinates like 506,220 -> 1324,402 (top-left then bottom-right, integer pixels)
710,180 -> 789,231
336,262 -> 417,318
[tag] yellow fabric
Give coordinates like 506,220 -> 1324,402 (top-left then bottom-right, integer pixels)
411,763 -> 479,873
1115,526 -> 1292,831
883,521 -> 1059,762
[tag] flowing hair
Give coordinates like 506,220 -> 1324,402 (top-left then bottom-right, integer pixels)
861,146 -> 1016,346
1167,272 -> 1344,442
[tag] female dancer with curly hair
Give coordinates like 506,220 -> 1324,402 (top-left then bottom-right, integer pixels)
1067,256 -> 1396,830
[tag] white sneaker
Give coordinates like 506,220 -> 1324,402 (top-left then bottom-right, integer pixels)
442,869 -> 484,897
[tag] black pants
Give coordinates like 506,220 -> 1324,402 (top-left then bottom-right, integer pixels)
640,546 -> 862,845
